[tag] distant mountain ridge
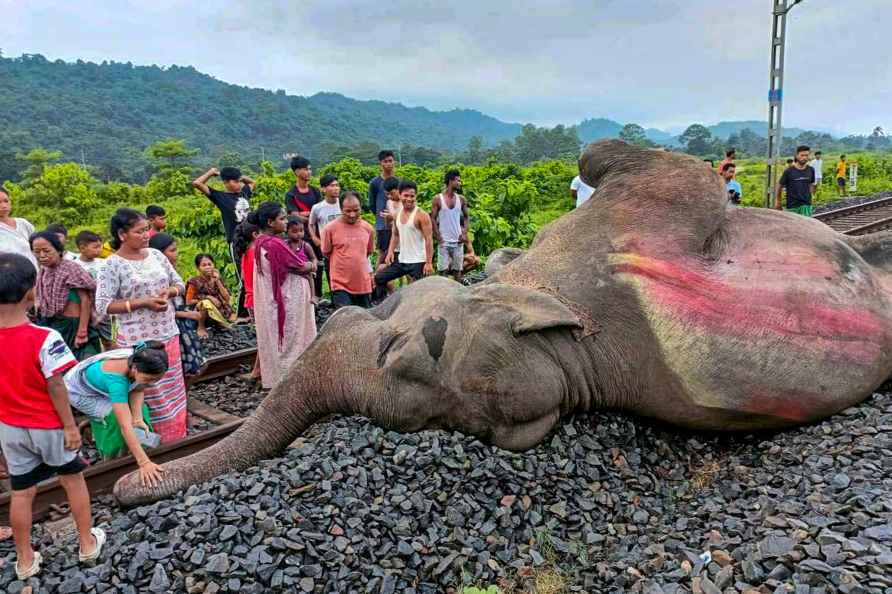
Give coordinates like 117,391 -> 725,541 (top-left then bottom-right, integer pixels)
0,54 -> 845,182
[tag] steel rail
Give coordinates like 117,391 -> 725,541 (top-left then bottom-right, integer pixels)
813,196 -> 892,235
0,419 -> 244,524
188,347 -> 257,385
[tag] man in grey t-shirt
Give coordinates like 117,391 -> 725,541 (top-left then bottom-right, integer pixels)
309,174 -> 342,297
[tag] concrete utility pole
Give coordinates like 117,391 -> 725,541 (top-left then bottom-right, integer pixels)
764,0 -> 805,208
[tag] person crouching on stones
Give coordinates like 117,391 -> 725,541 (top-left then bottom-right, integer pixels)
0,253 -> 104,580
30,230 -> 101,360
186,253 -> 235,339
150,234 -> 206,377
64,341 -> 167,487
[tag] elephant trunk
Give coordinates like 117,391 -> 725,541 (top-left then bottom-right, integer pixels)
114,358 -> 337,507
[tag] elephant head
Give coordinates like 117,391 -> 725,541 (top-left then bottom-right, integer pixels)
115,276 -> 583,505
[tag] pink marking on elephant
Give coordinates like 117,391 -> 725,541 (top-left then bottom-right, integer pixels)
613,256 -> 885,363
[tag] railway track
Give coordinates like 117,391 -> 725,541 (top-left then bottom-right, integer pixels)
188,346 -> 257,385
0,347 -> 257,523
813,195 -> 892,235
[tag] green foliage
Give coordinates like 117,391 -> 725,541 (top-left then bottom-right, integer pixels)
679,124 -> 715,156
7,162 -> 102,226
619,123 -> 653,147
0,54 -> 520,183
7,144 -> 892,287
15,148 -> 63,184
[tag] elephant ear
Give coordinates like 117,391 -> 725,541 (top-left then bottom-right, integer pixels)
470,283 -> 582,336
577,139 -> 728,256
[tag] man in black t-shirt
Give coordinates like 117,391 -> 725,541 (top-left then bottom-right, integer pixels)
284,156 -> 324,298
775,145 -> 816,217
192,166 -> 255,317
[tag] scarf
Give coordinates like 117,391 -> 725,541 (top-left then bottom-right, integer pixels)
254,234 -> 308,344
36,258 -> 96,318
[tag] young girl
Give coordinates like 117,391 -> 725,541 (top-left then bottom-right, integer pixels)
250,204 -> 316,389
186,253 -> 235,338
234,220 -> 261,381
30,230 -> 101,359
149,234 -> 206,376
64,341 -> 167,487
286,216 -> 318,302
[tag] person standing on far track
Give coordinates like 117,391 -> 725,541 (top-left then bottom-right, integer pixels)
808,151 -> 823,199
775,145 -> 816,216
836,155 -> 848,197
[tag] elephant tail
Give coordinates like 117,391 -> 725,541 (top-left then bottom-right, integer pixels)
114,367 -> 328,507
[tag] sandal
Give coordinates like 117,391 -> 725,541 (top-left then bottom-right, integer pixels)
79,527 -> 106,563
16,551 -> 42,580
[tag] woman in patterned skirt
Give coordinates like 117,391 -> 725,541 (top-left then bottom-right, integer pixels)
95,209 -> 188,443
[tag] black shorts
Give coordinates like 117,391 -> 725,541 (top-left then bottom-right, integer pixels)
374,262 -> 425,286
837,177 -> 846,187
331,290 -> 372,309
10,456 -> 87,491
376,229 -> 392,253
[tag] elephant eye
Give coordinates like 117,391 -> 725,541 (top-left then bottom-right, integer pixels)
377,332 -> 408,368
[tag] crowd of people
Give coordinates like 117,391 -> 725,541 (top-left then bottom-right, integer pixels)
704,146 -> 849,213
0,149 -> 487,576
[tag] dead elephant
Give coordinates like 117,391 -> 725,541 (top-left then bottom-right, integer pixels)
116,140 -> 892,505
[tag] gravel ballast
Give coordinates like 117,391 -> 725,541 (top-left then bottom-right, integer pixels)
2,381 -> 891,593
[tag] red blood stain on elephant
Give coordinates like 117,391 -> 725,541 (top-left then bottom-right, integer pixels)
612,256 -> 885,363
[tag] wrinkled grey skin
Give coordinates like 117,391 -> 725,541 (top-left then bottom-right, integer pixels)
116,140 -> 892,505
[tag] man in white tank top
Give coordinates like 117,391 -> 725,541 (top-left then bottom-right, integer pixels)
431,170 -> 470,282
373,180 -> 434,288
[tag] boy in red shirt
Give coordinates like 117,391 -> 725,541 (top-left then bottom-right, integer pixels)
0,253 -> 105,579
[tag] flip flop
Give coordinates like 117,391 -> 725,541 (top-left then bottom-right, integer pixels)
15,551 -> 42,580
79,527 -> 107,563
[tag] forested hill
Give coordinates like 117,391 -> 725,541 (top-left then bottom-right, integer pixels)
0,54 -> 522,182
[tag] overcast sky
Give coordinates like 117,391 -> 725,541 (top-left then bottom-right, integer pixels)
3,0 -> 889,135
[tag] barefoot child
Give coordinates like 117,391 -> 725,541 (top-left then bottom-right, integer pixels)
0,253 -> 105,579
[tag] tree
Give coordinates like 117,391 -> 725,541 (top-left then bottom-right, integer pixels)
618,123 -> 652,147
16,148 -> 63,184
144,138 -> 198,175
867,126 -> 889,151
514,124 -> 580,163
679,124 -> 714,155
467,136 -> 483,163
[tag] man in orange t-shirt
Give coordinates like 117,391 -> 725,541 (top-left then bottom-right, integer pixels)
321,192 -> 376,309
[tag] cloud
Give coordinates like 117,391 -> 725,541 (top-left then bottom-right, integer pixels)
2,0 -> 888,134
